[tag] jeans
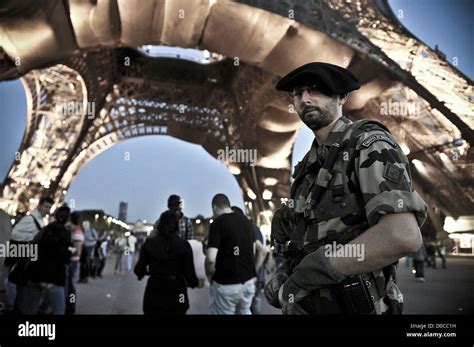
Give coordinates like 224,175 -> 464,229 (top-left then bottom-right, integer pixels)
251,284 -> 264,315
38,291 -> 50,314
115,251 -> 124,273
126,252 -> 134,271
209,278 -> 256,315
24,285 -> 65,315
3,265 -> 20,312
5,278 -> 17,312
405,256 -> 412,268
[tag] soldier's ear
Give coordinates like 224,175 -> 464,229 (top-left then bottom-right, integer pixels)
339,93 -> 348,106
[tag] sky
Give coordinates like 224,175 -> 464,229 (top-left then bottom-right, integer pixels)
389,0 -> 473,79
0,0 -> 472,222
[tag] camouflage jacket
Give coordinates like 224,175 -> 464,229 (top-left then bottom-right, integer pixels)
289,116 -> 427,314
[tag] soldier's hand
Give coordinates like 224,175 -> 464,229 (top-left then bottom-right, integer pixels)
264,259 -> 291,308
271,205 -> 295,243
278,277 -> 309,315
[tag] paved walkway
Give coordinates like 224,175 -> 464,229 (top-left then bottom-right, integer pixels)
75,255 -> 279,314
76,256 -> 474,314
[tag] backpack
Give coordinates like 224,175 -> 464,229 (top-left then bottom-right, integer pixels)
115,238 -> 127,252
8,218 -> 45,286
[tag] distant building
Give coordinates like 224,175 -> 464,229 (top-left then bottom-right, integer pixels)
118,202 -> 128,223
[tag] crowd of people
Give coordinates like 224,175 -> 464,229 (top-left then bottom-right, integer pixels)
0,193 -> 271,315
0,192 -> 457,315
0,196 -> 141,315
134,193 -> 270,315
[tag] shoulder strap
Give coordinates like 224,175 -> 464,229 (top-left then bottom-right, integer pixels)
322,118 -> 385,175
290,152 -> 311,200
305,119 -> 389,216
308,120 -> 360,203
30,222 -> 45,245
30,215 -> 42,233
300,119 -> 394,249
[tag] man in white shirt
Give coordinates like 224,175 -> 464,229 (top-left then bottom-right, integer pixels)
7,196 -> 53,313
10,197 -> 53,242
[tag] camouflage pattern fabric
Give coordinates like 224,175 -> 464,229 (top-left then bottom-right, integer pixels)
286,116 -> 427,314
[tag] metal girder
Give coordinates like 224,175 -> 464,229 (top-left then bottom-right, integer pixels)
0,0 -> 472,222
0,65 -> 88,214
236,0 -> 473,145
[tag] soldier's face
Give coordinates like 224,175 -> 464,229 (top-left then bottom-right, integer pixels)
293,88 -> 340,131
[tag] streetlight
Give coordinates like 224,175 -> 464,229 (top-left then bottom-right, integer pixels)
247,189 -> 257,200
262,189 -> 273,200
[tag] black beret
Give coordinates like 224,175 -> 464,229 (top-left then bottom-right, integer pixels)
275,62 -> 361,95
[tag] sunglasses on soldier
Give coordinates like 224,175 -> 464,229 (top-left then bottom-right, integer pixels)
288,84 -> 323,99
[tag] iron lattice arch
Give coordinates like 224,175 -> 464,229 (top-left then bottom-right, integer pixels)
0,0 -> 472,231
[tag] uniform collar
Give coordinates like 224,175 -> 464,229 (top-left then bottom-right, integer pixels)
321,116 -> 352,147
307,116 -> 352,166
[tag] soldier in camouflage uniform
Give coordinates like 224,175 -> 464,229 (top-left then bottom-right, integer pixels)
264,62 -> 427,315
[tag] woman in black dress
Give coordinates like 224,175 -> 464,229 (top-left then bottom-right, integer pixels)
134,210 -> 198,315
